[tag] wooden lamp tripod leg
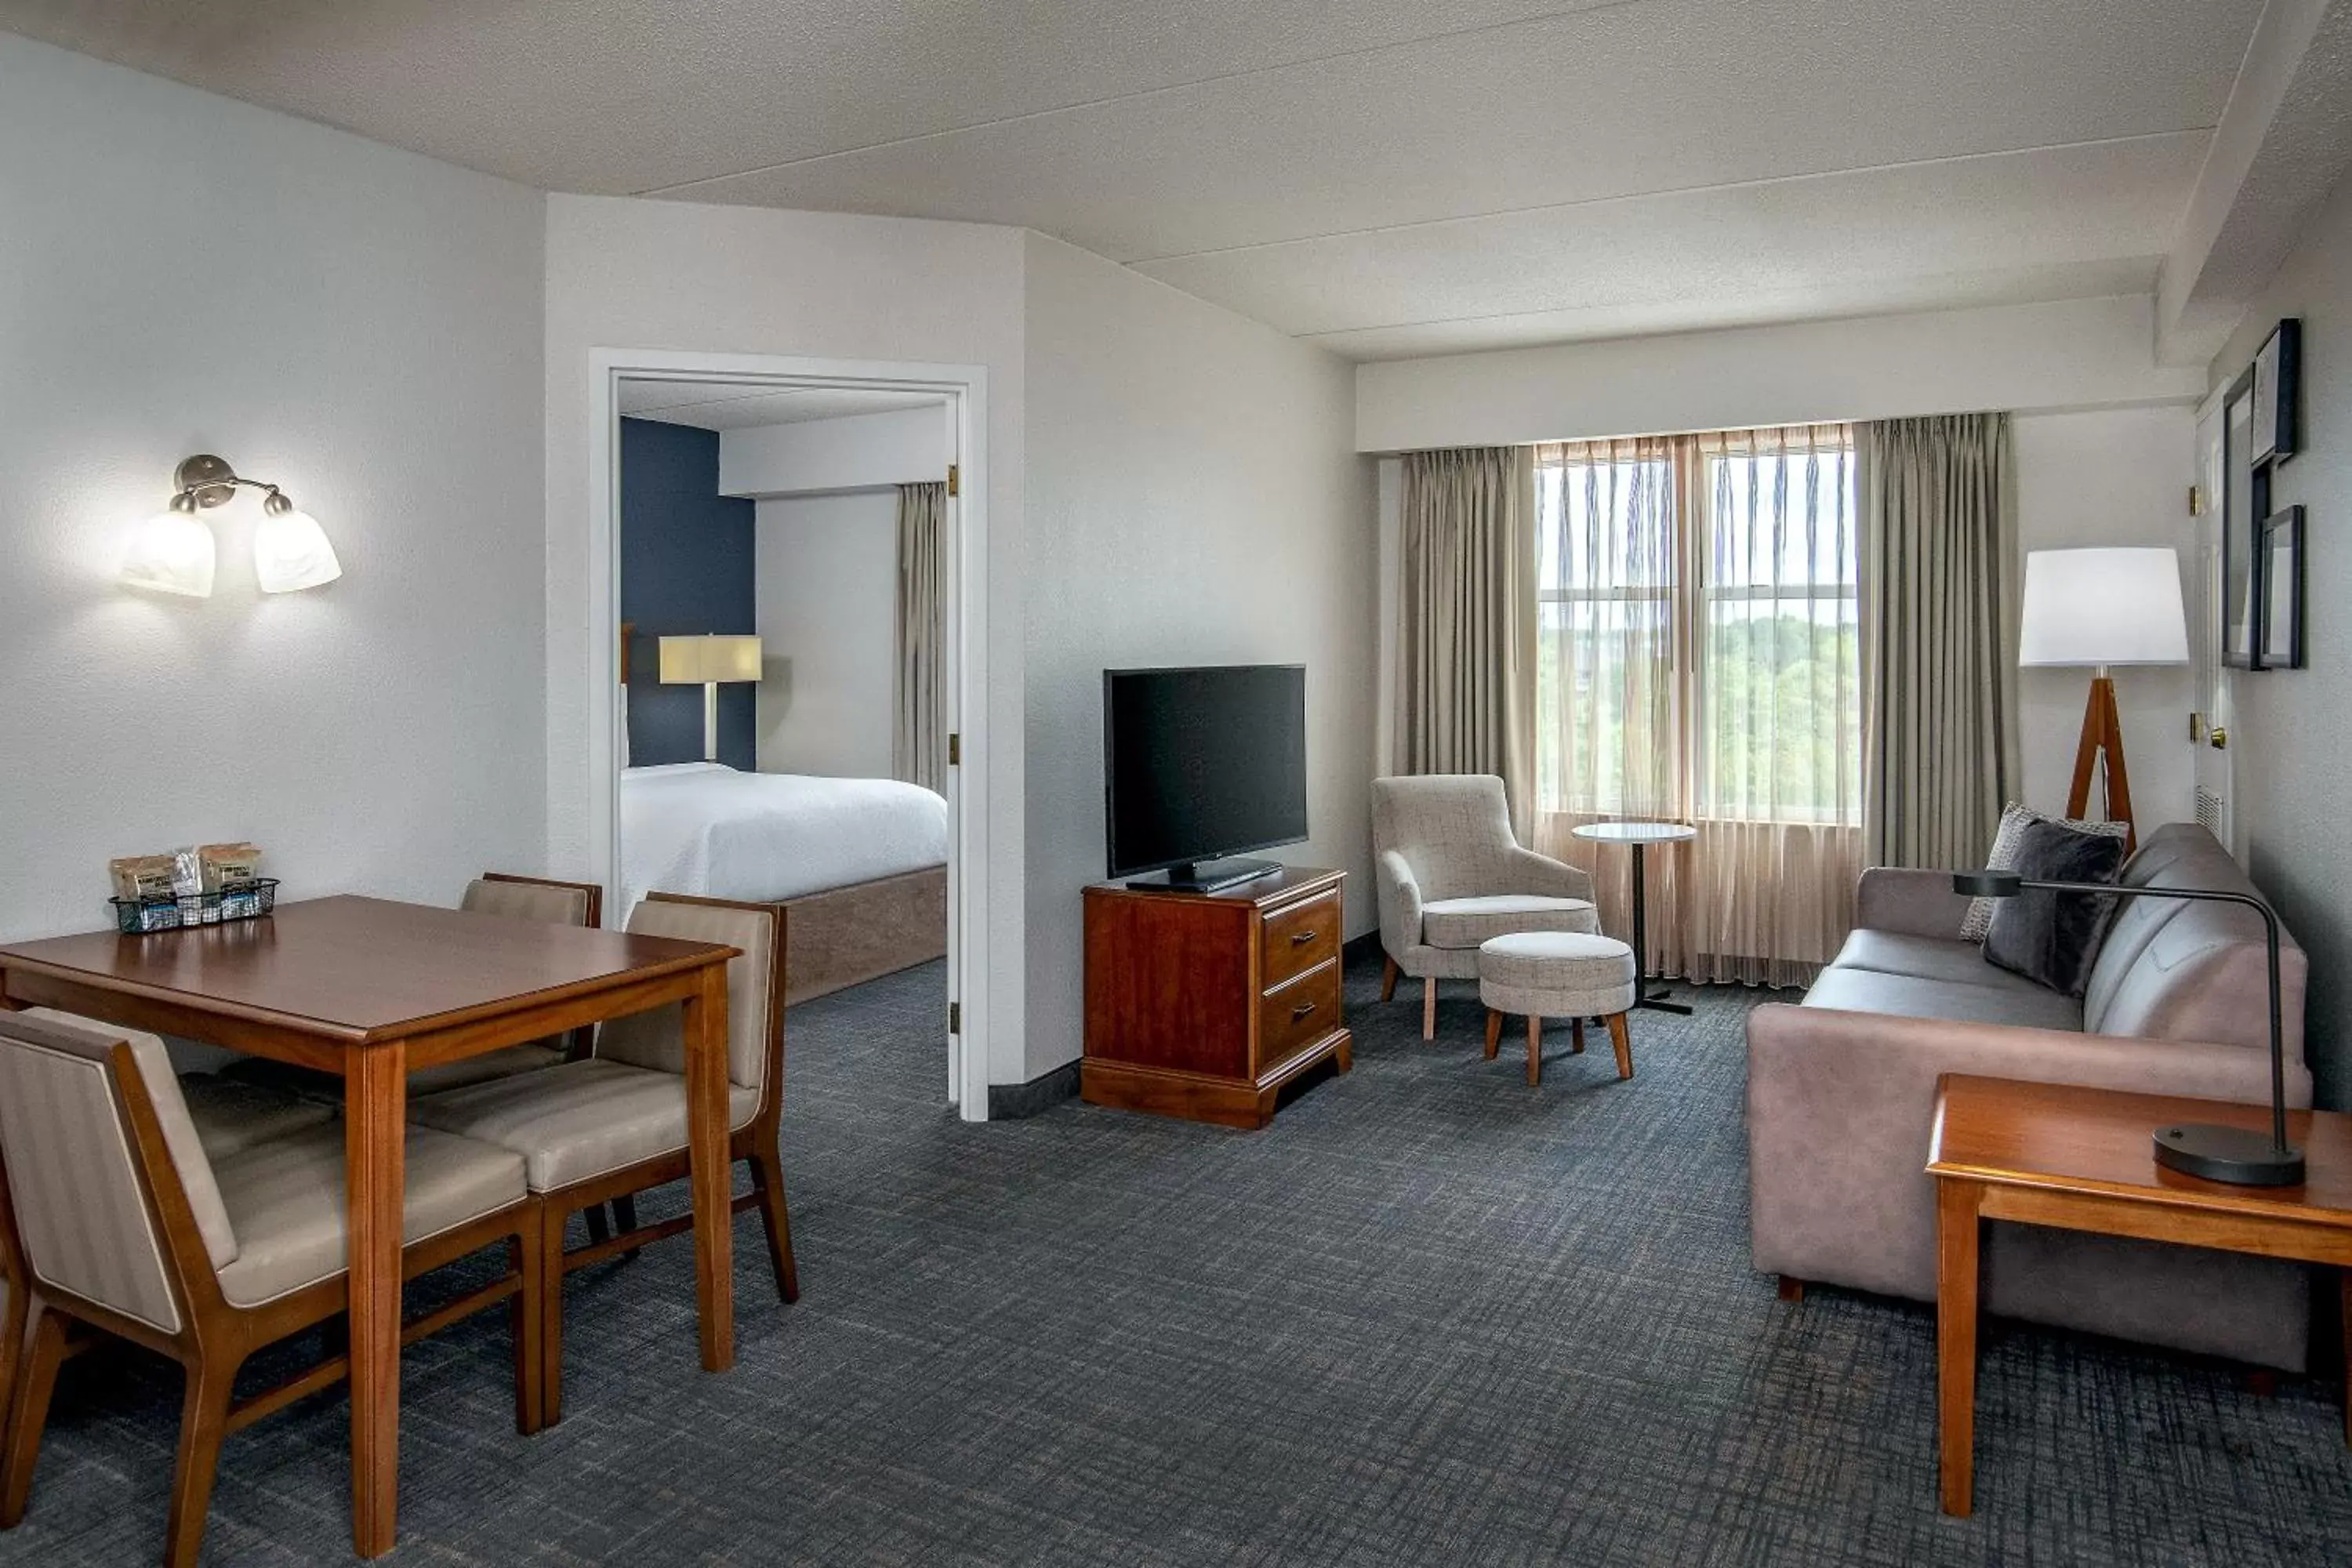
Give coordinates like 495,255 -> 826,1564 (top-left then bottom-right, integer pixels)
2063,673 -> 2137,855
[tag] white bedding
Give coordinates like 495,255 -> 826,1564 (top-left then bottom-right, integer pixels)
619,763 -> 947,916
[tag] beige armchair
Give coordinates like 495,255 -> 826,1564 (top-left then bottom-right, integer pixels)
0,1010 -> 543,1568
1370,775 -> 1599,1038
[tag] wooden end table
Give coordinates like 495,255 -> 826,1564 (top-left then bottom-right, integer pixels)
1928,1073 -> 2352,1517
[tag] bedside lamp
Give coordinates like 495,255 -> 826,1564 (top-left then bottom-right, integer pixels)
659,633 -> 762,762
1952,868 -> 2301,1187
2018,548 -> 2188,855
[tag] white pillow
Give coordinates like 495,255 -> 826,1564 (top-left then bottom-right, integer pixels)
1958,802 -> 2132,943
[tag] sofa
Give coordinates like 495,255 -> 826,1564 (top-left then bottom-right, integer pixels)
1747,822 -> 2314,1370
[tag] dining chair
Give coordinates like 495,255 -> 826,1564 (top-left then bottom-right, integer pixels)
408,893 -> 795,1423
219,871 -> 604,1107
0,1010 -> 548,1568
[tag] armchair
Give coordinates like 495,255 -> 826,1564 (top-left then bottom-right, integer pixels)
1370,775 -> 1599,1038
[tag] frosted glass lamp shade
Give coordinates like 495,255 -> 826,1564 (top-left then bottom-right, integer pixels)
122,506 -> 216,597
2018,548 -> 2189,667
659,634 -> 763,684
253,506 -> 343,593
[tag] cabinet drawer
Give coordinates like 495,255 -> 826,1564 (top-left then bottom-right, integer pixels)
1258,959 -> 1341,1074
1261,890 -> 1341,989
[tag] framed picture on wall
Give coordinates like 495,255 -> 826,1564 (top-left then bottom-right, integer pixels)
2223,377 -> 2260,669
2252,318 -> 2300,463
2259,506 -> 2306,670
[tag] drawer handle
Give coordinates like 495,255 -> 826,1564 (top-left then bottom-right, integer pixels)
1290,1000 -> 1316,1021
1290,929 -> 1318,946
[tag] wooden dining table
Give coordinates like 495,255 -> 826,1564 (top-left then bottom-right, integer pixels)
0,895 -> 741,1558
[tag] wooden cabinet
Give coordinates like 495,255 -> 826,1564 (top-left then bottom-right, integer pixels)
1081,866 -> 1352,1129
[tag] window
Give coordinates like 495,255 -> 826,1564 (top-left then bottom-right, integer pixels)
1534,427 -> 1859,828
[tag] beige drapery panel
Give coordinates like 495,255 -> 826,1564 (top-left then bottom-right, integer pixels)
1857,414 -> 2020,869
893,482 -> 946,792
1529,426 -> 1862,988
1395,446 -> 1537,838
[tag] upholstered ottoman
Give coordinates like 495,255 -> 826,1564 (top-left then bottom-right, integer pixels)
1478,932 -> 1638,1087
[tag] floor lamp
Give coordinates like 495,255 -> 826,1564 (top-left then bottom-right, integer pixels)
2017,548 -> 2190,855
659,633 -> 763,761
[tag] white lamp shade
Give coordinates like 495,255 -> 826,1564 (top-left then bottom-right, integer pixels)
253,506 -> 343,593
659,633 -> 763,684
122,508 -> 216,597
2018,547 -> 2189,667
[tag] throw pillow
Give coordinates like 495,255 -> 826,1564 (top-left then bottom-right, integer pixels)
1982,818 -> 2129,997
1959,802 -> 2130,943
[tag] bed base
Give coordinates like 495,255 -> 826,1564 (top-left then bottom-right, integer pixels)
782,866 -> 948,1005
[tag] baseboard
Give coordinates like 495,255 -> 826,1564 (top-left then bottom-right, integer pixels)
988,1059 -> 1080,1120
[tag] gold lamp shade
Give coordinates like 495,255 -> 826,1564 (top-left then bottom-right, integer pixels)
659,633 -> 763,685
658,634 -> 763,761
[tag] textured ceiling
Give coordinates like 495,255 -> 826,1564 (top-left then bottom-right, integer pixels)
0,0 -> 2271,359
616,381 -> 943,432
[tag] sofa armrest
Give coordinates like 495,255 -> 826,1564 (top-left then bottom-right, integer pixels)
1745,1002 -> 2309,1305
1501,846 -> 1595,903
1854,866 -> 1976,941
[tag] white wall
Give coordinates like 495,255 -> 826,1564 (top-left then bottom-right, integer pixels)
0,34 -> 547,945
1022,231 -> 1377,1081
1356,296 -> 2205,453
2207,168 -> 2352,1107
2012,408 -> 2198,827
542,194 -> 1032,1081
721,405 -> 945,495
753,493 -> 898,777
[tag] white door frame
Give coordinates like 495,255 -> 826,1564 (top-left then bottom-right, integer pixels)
586,347 -> 991,1121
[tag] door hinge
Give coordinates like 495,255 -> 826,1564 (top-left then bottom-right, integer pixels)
2188,484 -> 2203,517
948,732 -> 961,766
949,1001 -> 961,1034
946,463 -> 960,498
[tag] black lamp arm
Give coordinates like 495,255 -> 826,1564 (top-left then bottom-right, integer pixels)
2015,878 -> 2288,1156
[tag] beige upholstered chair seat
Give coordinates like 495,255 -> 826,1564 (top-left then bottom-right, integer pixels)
409,1058 -> 759,1194
179,1073 -> 337,1160
405,1044 -> 569,1096
210,1124 -> 528,1308
1421,893 -> 1599,949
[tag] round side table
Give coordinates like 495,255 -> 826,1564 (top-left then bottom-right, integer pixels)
1570,821 -> 1698,1014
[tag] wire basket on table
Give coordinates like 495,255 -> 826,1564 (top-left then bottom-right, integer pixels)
110,878 -> 280,935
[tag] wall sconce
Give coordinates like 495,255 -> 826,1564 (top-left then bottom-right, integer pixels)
122,454 -> 343,597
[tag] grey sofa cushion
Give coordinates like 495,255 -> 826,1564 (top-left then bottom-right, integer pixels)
1830,931 -> 2067,997
1802,967 -> 2085,1033
1984,818 -> 2127,996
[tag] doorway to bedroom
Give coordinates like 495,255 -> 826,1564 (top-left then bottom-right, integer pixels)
591,353 -> 989,1121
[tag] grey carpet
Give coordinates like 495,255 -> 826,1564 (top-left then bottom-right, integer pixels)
7,953 -> 2352,1566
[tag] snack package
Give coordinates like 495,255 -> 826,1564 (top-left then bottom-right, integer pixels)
109,854 -> 178,902
199,842 -> 263,887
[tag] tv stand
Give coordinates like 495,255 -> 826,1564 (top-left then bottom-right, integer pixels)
1083,866 -> 1352,1129
1137,857 -> 1280,893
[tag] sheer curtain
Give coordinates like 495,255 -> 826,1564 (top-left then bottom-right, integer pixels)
1531,426 -> 1861,987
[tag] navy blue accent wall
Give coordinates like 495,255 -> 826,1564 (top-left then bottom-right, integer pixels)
619,417 -> 757,771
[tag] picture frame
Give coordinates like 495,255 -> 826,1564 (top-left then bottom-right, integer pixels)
2252,318 -> 2300,464
2259,506 -> 2305,670
2222,376 -> 2260,669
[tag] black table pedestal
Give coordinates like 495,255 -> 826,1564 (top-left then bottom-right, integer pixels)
1627,841 -> 1691,1015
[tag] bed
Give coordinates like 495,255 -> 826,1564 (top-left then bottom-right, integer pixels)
619,762 -> 948,1004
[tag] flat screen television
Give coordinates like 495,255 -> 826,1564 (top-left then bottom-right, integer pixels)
1103,663 -> 1308,891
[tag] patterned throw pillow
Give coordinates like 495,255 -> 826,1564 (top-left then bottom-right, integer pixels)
1958,802 -> 2130,943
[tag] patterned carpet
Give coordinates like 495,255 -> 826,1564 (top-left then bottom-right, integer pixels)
8,951 -> 2352,1566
